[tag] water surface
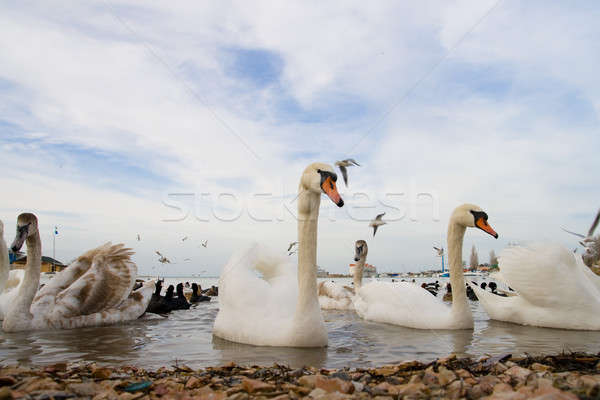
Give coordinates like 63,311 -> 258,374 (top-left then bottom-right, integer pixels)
1,277 -> 599,369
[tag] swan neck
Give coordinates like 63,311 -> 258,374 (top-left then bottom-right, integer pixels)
447,220 -> 468,314
0,234 -> 8,293
296,188 -> 321,316
353,258 -> 365,290
6,232 -> 41,323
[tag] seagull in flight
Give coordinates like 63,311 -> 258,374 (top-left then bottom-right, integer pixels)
335,159 -> 360,187
155,251 -> 171,264
433,246 -> 444,257
182,236 -> 189,242
287,241 -> 298,252
137,234 -> 141,241
369,213 -> 387,237
200,240 -> 208,248
562,208 -> 600,267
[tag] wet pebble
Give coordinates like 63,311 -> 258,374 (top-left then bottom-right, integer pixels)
0,352 -> 599,399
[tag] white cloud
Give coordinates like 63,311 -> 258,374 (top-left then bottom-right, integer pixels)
0,1 -> 598,275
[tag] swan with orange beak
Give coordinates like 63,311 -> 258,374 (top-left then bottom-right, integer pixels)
317,168 -> 344,207
214,162 -> 346,347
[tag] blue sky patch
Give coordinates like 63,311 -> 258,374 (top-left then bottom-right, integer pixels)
223,47 -> 284,88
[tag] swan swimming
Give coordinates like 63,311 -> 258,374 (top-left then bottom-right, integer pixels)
318,240 -> 368,310
470,242 -> 600,330
213,162 -> 344,347
2,213 -> 155,332
354,203 -> 498,330
0,220 -> 25,320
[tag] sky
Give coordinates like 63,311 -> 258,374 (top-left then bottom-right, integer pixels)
0,0 -> 598,276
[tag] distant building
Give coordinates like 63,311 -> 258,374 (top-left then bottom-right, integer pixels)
349,263 -> 377,278
12,254 -> 66,272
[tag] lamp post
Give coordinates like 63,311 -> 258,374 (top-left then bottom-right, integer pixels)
52,226 -> 58,272
433,246 -> 445,273
441,253 -> 444,273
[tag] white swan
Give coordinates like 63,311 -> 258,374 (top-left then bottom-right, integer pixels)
470,243 -> 600,330
318,240 -> 368,310
0,220 -> 25,320
354,204 -> 498,329
2,213 -> 155,332
213,162 -> 345,347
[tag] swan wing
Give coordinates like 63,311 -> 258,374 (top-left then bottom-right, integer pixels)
318,281 -> 352,300
47,243 -> 136,319
30,244 -> 109,315
0,269 -> 27,319
318,281 -> 353,310
5,269 -> 24,290
38,280 -> 154,330
355,281 -> 452,329
213,243 -> 299,346
579,255 -> 600,292
498,243 -> 600,308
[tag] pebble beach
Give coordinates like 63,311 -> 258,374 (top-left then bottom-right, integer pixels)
3,353 -> 600,399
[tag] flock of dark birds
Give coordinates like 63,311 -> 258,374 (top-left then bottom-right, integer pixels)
134,280 -> 218,315
416,280 -> 508,301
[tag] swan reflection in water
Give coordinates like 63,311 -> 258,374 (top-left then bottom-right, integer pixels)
212,336 -> 328,368
0,319 -> 153,366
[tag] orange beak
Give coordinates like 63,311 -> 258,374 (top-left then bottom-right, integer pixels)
321,177 -> 344,207
476,217 -> 498,238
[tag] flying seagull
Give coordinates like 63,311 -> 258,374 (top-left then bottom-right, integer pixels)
562,208 -> 600,267
287,241 -> 298,252
156,251 -> 171,263
433,246 -> 444,257
201,240 -> 208,248
182,236 -> 189,242
155,251 -> 171,264
335,159 -> 360,187
369,213 -> 387,237
137,234 -> 141,241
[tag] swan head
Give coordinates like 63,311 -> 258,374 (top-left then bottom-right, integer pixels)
301,162 -> 344,207
451,204 -> 498,238
11,213 -> 39,252
354,240 -> 368,262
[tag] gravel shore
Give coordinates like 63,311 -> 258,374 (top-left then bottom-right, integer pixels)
2,353 -> 600,399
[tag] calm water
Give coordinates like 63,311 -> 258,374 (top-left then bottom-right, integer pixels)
1,277 -> 599,369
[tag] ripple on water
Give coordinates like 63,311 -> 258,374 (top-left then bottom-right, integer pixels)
2,285 -> 600,368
